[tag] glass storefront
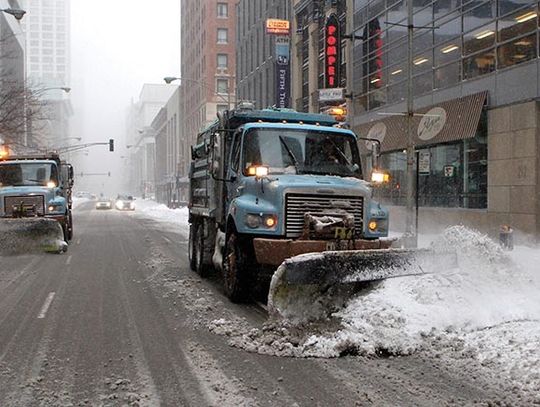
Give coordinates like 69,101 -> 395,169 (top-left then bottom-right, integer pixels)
374,133 -> 487,209
352,0 -> 539,111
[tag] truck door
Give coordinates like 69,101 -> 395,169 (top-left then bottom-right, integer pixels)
226,131 -> 243,204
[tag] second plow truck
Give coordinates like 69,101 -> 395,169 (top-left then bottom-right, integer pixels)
188,104 -> 443,317
0,150 -> 74,255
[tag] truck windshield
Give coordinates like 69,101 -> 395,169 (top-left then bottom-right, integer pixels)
0,162 -> 58,187
242,128 -> 362,178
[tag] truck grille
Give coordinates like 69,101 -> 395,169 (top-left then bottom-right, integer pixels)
285,193 -> 364,238
4,195 -> 45,217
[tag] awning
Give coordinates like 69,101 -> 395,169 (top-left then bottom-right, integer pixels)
355,91 -> 487,153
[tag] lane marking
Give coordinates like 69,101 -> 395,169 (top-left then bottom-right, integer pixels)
162,236 -> 172,244
66,255 -> 72,265
37,292 -> 56,319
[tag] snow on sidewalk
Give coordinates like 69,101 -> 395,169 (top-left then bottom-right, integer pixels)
131,199 -> 189,234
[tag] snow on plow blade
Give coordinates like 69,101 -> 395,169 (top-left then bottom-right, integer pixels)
268,248 -> 457,321
0,218 -> 67,255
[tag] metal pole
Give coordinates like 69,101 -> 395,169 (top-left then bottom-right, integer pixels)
404,0 -> 417,247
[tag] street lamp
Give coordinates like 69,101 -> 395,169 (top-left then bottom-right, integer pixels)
34,86 -> 71,96
163,76 -> 231,110
1,8 -> 26,20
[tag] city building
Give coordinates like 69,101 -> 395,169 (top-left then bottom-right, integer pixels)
0,0 -> 26,146
21,0 -> 72,148
179,0 -> 236,160
151,85 -> 187,206
126,84 -> 177,197
236,0 -> 292,109
291,0 -> 349,113
289,0 -> 540,240
348,0 -> 540,239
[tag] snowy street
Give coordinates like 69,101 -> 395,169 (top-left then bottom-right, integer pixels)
0,199 -> 537,406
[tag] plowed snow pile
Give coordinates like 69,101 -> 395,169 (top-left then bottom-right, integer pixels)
214,226 -> 540,397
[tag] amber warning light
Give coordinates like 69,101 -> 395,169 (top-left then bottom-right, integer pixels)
266,19 -> 290,35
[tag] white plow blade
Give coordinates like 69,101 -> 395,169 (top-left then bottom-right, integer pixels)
268,248 -> 457,321
0,218 -> 67,255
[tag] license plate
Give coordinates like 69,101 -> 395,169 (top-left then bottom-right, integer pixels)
334,227 -> 354,240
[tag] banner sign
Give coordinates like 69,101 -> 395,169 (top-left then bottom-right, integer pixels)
275,36 -> 290,108
325,14 -> 341,88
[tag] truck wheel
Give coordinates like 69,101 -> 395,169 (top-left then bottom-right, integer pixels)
189,222 -> 209,277
223,232 -> 251,302
66,212 -> 73,241
188,223 -> 197,271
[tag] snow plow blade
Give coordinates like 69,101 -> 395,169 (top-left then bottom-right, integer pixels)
0,218 -> 67,255
268,248 -> 457,321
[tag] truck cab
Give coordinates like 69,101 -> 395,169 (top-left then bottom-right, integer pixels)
189,107 -> 390,301
0,153 -> 74,241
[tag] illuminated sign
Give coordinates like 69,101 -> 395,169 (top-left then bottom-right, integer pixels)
325,15 -> 340,88
266,19 -> 290,35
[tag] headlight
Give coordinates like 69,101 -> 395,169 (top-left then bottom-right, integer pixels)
116,201 -> 123,209
47,203 -> 63,212
245,213 -> 278,229
263,215 -> 277,228
245,214 -> 261,228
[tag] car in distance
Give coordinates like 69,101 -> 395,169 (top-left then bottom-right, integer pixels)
95,197 -> 113,210
115,195 -> 135,211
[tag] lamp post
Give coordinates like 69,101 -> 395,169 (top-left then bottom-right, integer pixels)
1,8 -> 26,20
163,76 -> 232,110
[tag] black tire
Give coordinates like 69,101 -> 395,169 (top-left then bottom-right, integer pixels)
188,223 -> 197,271
222,231 -> 252,302
66,212 -> 73,241
189,222 -> 210,277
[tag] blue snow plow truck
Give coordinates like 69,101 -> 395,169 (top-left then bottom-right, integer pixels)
0,151 -> 74,255
188,104 -> 432,306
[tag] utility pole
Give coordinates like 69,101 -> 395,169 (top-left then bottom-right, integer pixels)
404,0 -> 417,248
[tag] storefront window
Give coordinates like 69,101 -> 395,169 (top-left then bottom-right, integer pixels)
374,137 -> 487,209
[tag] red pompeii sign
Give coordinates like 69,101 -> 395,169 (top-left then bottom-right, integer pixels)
325,15 -> 340,88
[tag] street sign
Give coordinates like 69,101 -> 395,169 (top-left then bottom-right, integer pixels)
418,151 -> 431,175
444,165 -> 454,177
318,88 -> 344,102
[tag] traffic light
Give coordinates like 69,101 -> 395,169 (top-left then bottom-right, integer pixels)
109,139 -> 114,152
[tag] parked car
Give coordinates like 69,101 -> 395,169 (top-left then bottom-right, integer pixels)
115,195 -> 135,211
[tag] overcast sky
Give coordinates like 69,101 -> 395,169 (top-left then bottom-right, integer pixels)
70,0 -> 180,194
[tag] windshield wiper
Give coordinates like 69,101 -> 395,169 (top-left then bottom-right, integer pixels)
279,136 -> 302,174
327,138 -> 353,166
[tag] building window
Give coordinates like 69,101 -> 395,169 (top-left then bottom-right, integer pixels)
216,79 -> 229,94
217,53 -> 228,68
217,28 -> 228,44
217,3 -> 228,18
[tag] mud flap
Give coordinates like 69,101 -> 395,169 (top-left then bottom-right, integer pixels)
0,218 -> 67,255
268,249 -> 457,321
